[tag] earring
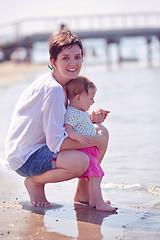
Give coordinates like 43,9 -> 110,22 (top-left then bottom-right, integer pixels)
48,65 -> 53,71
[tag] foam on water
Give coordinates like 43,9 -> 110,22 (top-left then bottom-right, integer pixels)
102,182 -> 160,197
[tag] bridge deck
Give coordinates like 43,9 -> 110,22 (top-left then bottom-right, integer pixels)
1,28 -> 160,48
0,13 -> 160,62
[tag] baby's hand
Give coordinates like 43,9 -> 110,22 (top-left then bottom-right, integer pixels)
104,110 -> 110,117
90,108 -> 110,123
78,135 -> 90,145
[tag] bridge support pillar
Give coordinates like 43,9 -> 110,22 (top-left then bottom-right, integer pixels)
146,36 -> 152,66
106,41 -> 111,68
106,38 -> 122,68
157,36 -> 160,63
116,39 -> 122,65
2,47 -> 15,61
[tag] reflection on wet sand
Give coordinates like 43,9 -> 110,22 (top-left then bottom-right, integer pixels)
20,201 -> 117,239
74,202 -> 117,240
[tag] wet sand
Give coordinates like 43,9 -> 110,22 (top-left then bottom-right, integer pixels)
0,167 -> 122,240
0,62 -> 122,239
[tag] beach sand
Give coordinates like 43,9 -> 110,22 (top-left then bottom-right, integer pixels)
0,62 -> 122,240
0,165 -> 123,240
0,62 -> 48,87
0,166 -> 122,240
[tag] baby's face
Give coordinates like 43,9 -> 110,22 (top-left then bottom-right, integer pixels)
78,88 -> 96,112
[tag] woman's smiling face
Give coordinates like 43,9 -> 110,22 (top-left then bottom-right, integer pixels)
51,44 -> 83,86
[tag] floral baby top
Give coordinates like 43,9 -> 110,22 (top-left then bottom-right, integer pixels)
64,106 -> 96,136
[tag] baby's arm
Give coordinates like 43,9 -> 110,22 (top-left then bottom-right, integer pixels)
65,123 -> 90,145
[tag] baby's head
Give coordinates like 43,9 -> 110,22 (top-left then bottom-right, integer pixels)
65,76 -> 96,111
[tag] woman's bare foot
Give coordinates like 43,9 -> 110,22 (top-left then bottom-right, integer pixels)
24,177 -> 51,207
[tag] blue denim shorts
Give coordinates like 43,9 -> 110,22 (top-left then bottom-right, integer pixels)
15,145 -> 58,177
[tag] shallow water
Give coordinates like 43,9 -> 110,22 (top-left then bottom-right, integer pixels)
0,64 -> 160,239
85,66 -> 160,239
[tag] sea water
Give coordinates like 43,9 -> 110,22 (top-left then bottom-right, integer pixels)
0,38 -> 160,239
86,66 -> 160,239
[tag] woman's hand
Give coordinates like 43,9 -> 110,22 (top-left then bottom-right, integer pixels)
90,108 -> 110,123
60,129 -> 107,151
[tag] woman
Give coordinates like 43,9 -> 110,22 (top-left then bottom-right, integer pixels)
5,30 -> 109,208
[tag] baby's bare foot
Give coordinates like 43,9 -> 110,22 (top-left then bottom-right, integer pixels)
24,177 -> 51,207
96,202 -> 117,212
89,199 -> 111,207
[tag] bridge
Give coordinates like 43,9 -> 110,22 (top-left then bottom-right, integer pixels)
0,12 -> 160,64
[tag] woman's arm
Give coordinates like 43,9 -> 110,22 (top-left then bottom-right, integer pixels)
64,123 -> 90,145
60,130 -> 106,151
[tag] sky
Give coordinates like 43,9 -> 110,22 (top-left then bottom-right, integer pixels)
1,0 -> 160,25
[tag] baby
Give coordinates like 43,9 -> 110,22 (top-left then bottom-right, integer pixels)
64,76 -> 117,212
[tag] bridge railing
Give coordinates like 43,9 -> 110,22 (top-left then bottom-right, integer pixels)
0,12 -> 160,42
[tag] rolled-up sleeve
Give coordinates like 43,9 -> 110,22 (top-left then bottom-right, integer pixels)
42,85 -> 68,153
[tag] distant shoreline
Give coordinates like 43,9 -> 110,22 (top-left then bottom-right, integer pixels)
0,62 -> 48,87
1,60 -> 160,89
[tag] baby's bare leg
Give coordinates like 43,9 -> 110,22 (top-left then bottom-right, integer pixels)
74,124 -> 109,203
89,176 -> 117,212
24,150 -> 89,207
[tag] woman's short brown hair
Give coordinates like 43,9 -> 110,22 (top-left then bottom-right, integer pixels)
49,30 -> 83,61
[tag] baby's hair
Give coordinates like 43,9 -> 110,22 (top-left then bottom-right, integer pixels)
65,75 -> 96,100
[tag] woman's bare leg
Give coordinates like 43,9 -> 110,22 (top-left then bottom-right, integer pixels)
74,124 -> 109,203
24,150 -> 89,207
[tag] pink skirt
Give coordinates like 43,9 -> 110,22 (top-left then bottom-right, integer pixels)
78,146 -> 104,181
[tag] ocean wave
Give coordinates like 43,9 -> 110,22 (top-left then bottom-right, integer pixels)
102,182 -> 160,196
147,186 -> 160,196
102,182 -> 141,190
